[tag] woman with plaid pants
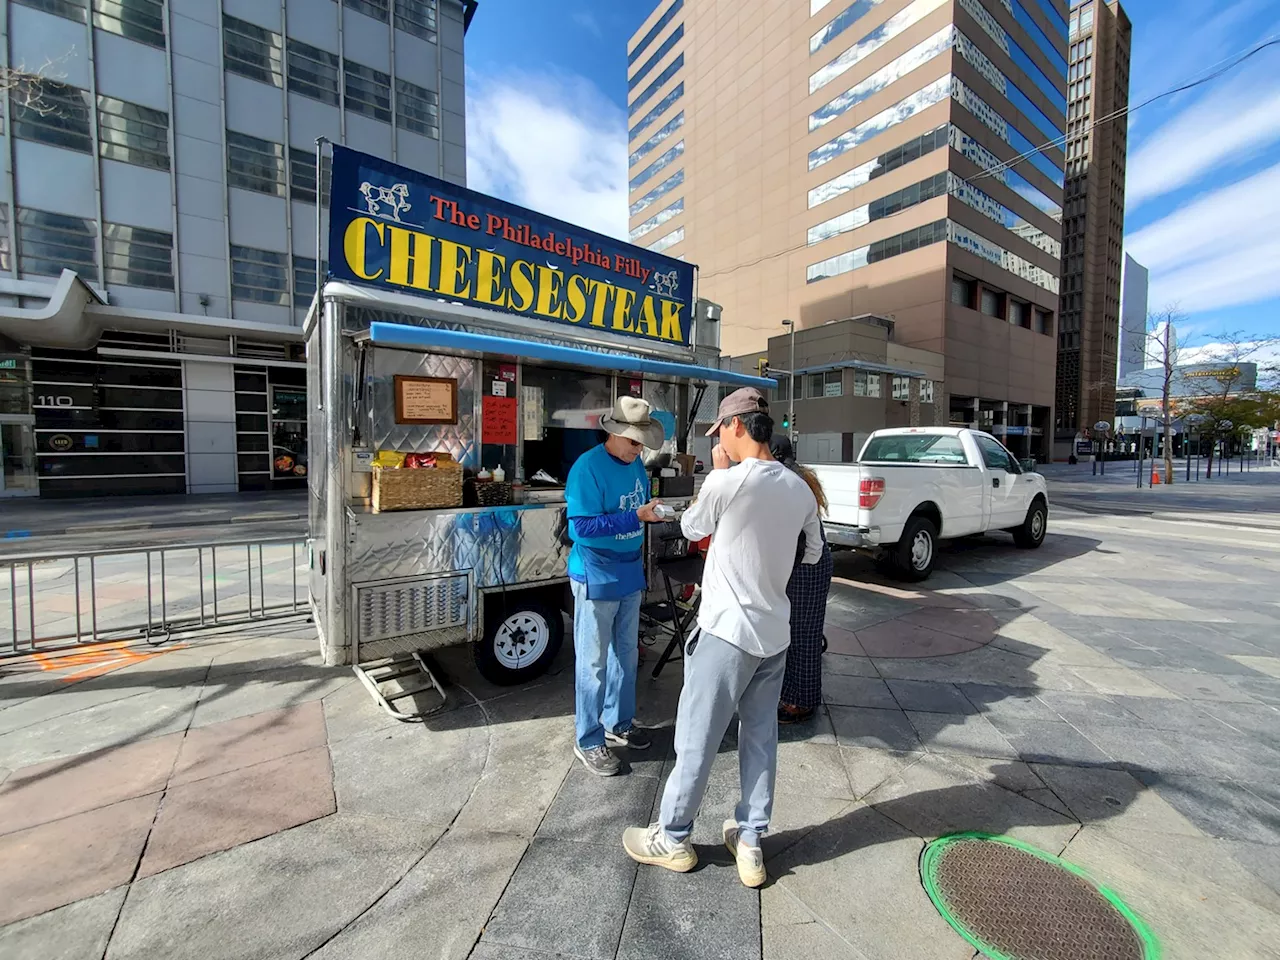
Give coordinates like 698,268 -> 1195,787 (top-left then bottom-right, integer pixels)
769,436 -> 834,724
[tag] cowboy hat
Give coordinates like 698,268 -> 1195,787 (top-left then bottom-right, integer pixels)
600,396 -> 665,449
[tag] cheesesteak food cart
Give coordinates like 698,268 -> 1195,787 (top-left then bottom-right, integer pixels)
306,145 -> 775,718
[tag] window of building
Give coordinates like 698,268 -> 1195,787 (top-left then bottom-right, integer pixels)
97,95 -> 169,170
980,288 -> 1003,318
16,207 -> 96,278
227,131 -> 286,196
344,60 -> 392,122
629,198 -> 683,241
629,169 -> 683,217
1079,5 -> 1094,30
630,140 -> 684,191
773,377 -> 790,404
853,372 -> 881,398
93,0 -> 165,48
13,0 -> 86,22
287,39 -> 340,105
891,376 -> 910,400
394,0 -> 437,42
224,15 -> 283,86
395,78 -> 440,138
646,227 -> 683,253
10,80 -> 92,152
292,255 -> 328,304
951,275 -> 975,307
628,82 -> 683,142
629,0 -> 684,65
344,0 -> 389,21
1035,309 -> 1053,335
1008,300 -> 1030,328
289,147 -> 331,205
628,54 -> 683,117
629,24 -> 683,92
102,222 -> 173,289
231,245 -> 289,304
0,205 -> 11,274
920,380 -> 935,404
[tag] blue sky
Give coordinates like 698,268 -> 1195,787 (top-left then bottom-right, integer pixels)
464,0 -> 1280,368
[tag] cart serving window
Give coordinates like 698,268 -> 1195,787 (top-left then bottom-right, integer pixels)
306,144 -> 773,718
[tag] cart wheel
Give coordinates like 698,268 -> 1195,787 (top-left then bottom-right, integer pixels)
474,599 -> 564,686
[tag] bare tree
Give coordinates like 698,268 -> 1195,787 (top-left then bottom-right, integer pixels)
0,50 -> 77,117
1141,307 -> 1183,484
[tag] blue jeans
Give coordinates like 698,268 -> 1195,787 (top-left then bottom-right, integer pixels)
571,579 -> 642,750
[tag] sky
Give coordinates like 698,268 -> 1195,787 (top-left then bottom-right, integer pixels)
463,0 -> 1280,374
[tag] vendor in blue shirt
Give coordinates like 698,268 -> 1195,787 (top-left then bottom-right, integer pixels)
566,396 -> 665,777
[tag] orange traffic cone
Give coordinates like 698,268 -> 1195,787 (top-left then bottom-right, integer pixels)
1151,467 -> 1161,485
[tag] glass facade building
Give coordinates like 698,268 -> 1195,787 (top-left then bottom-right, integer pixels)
0,0 -> 472,497
626,0 -> 1069,460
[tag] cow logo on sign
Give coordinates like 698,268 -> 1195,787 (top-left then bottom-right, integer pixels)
359,181 -> 412,222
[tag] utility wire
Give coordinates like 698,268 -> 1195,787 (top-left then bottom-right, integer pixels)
695,36 -> 1280,281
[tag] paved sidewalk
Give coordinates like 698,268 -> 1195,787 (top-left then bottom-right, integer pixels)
2,507 -> 1280,959
1,491 -> 308,540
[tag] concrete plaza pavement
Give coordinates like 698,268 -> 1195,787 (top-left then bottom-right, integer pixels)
1,493 -> 1280,958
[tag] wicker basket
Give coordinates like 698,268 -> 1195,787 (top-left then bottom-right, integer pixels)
473,480 -> 513,507
371,457 -> 463,513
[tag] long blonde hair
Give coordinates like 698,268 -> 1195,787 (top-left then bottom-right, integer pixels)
793,463 -> 828,517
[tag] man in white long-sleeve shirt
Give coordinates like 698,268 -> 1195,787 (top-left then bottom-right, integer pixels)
622,387 -> 822,888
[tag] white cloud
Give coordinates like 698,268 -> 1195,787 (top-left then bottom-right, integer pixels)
1126,66 -> 1280,210
1126,161 -> 1280,314
466,70 -> 628,240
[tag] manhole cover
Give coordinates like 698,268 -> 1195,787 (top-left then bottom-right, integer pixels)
921,834 -> 1158,960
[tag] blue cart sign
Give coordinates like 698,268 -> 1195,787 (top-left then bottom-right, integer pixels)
328,145 -> 696,349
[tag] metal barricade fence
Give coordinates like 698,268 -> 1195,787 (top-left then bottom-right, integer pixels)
1,537 -> 309,657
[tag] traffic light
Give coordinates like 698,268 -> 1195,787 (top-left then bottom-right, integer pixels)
782,414 -> 790,430
756,358 -> 770,377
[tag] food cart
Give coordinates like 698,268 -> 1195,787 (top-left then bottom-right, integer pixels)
305,145 -> 774,718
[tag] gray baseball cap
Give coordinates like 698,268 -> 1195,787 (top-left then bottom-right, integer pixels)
705,387 -> 770,436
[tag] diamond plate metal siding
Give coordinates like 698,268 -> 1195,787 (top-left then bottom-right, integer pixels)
368,348 -> 480,468
349,505 -> 568,586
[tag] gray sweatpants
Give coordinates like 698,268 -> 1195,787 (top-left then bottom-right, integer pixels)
658,629 -> 788,847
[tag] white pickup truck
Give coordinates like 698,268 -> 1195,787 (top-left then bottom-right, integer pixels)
811,427 -> 1049,582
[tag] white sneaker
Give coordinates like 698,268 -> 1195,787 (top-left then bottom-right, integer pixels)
622,823 -> 698,873
723,819 -> 766,888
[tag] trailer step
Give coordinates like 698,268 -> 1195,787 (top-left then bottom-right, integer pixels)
352,651 -> 447,721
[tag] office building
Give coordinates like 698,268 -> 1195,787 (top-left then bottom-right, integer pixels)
0,0 -> 472,499
731,315 -> 946,463
627,0 -> 1069,461
1053,0 -> 1130,453
1118,252 -> 1147,376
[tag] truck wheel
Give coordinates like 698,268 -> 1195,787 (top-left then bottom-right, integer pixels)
474,599 -> 564,686
890,516 -> 937,582
1013,498 -> 1048,549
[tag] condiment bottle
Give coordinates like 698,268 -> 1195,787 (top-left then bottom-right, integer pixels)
493,465 -> 506,482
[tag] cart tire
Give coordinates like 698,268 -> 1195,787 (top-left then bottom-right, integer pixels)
474,599 -> 564,686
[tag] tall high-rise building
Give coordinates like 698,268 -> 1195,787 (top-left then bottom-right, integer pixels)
1119,252 -> 1147,376
1054,0 -> 1130,448
626,0 -> 1068,460
0,0 -> 473,498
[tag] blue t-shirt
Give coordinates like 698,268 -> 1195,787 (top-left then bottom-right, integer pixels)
565,443 -> 649,589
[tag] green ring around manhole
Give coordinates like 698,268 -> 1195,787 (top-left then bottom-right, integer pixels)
921,833 -> 1160,960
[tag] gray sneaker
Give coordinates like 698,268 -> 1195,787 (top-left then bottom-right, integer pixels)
605,726 -> 652,751
574,743 -> 621,777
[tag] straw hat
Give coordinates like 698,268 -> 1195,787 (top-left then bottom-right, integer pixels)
600,396 -> 665,449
